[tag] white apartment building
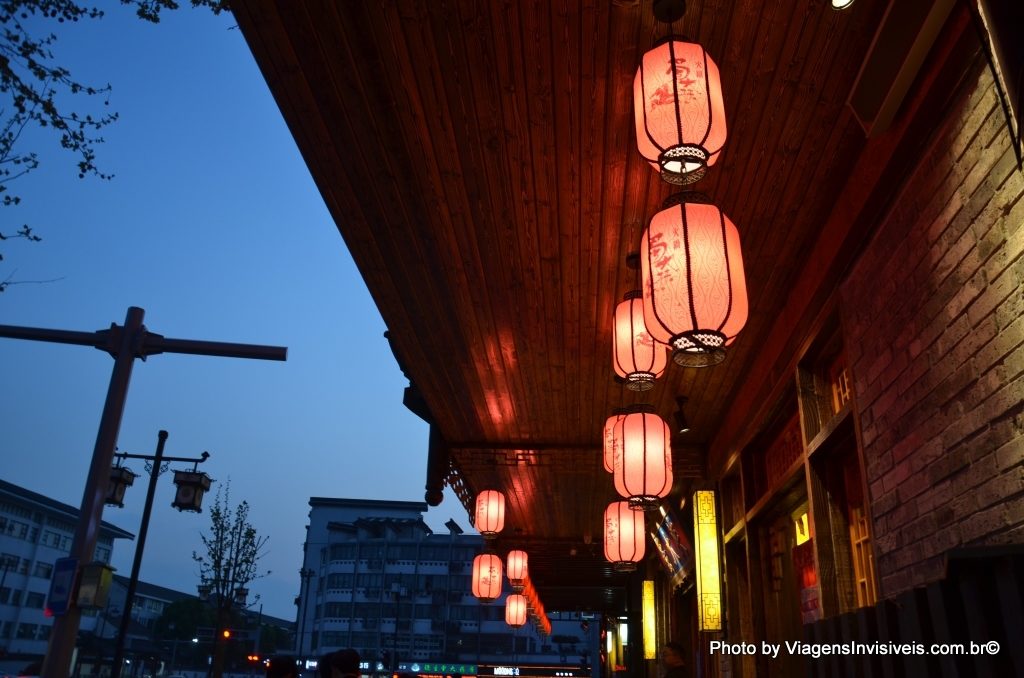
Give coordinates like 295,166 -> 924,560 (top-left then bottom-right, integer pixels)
297,498 -> 599,674
0,478 -> 133,674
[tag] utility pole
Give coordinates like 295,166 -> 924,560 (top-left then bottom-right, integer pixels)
0,307 -> 287,678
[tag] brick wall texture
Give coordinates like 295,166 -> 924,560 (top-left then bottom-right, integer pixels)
840,66 -> 1024,598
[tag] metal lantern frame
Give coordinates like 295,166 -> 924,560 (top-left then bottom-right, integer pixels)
171,470 -> 213,513
105,465 -> 138,508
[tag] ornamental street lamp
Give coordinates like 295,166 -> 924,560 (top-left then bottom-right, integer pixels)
108,430 -> 212,678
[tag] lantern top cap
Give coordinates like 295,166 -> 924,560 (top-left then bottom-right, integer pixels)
661,191 -> 714,210
622,403 -> 658,415
625,252 -> 641,270
652,0 -> 686,24
622,289 -> 643,301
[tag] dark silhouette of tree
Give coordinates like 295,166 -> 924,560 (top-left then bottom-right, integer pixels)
0,0 -> 228,292
192,482 -> 269,678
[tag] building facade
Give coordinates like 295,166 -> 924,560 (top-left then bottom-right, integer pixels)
298,499 -> 600,673
0,479 -> 133,673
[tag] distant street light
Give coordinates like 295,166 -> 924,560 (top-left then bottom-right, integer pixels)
108,430 -> 212,678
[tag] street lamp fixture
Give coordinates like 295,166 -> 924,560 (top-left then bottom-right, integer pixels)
171,458 -> 212,512
105,466 -> 138,508
107,431 -> 212,678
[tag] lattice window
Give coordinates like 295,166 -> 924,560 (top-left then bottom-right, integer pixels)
829,353 -> 852,414
848,506 -> 877,608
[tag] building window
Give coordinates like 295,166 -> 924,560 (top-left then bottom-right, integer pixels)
94,546 -> 111,563
25,592 -> 45,609
4,519 -> 30,540
16,623 -> 37,640
33,562 -> 53,579
0,621 -> 11,639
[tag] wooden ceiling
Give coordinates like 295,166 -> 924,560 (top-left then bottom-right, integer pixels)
233,0 -> 890,611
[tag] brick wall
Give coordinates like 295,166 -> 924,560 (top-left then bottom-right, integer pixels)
839,65 -> 1024,598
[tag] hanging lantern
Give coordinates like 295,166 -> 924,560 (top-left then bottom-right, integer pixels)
475,490 -> 506,539
105,465 -> 137,508
603,410 -> 627,473
613,291 -> 668,391
505,594 -> 528,628
613,408 -> 672,510
171,470 -> 213,512
604,501 -> 646,571
641,193 -> 748,367
634,37 -> 727,185
506,550 -> 529,591
472,553 -> 503,603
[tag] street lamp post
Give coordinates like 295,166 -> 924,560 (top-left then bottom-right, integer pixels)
109,431 -> 211,678
0,307 -> 286,678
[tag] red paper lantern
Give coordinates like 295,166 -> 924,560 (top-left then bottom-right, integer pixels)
641,193 -> 748,367
472,553 -> 503,602
613,291 -> 668,391
613,409 -> 672,510
506,550 -> 529,590
475,490 -> 505,539
603,410 -> 627,474
634,37 -> 727,185
505,594 -> 528,627
604,501 -> 646,571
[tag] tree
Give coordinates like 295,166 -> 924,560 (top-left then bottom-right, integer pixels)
0,0 -> 228,292
192,482 -> 269,678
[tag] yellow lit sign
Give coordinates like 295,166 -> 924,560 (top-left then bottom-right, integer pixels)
693,490 -> 722,631
642,580 -> 656,659
794,511 -> 810,546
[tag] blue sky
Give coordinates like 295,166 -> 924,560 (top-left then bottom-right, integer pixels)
0,5 -> 471,621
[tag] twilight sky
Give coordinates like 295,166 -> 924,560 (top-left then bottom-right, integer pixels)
0,5 -> 473,621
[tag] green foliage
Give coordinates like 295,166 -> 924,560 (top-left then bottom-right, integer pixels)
192,482 -> 270,612
0,0 -> 229,292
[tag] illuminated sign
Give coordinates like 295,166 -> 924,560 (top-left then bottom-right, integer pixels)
642,580 -> 656,659
417,664 -> 477,675
693,490 -> 722,631
478,665 -> 589,678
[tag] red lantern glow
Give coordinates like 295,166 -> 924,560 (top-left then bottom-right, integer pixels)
604,501 -> 646,571
475,490 -> 505,538
472,553 -> 503,602
505,594 -> 528,628
506,550 -> 528,590
634,38 -> 727,185
603,410 -> 626,474
613,291 -> 668,391
641,194 -> 748,367
613,410 -> 672,510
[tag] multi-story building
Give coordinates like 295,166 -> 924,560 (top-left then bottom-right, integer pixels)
297,498 -> 599,674
0,479 -> 133,673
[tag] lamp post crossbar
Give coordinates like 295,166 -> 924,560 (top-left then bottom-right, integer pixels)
0,306 -> 287,678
